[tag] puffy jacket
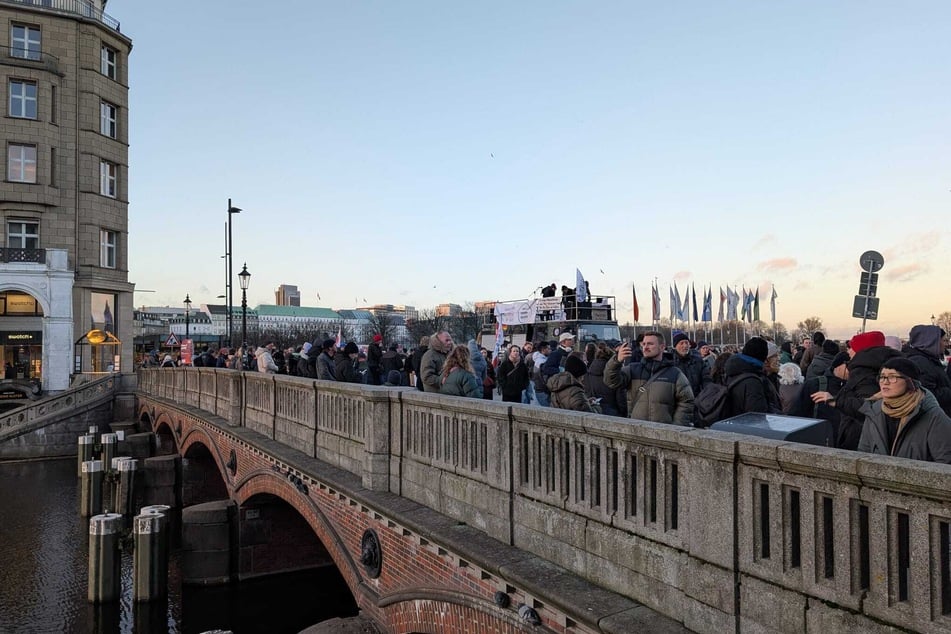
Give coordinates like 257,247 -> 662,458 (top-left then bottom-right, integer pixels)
548,372 -> 595,412
380,350 -> 405,375
583,358 -> 627,417
857,390 -> 951,463
905,325 -> 951,416
255,347 -> 278,374
334,354 -> 363,384
439,367 -> 482,399
723,354 -> 781,416
421,337 -> 452,393
804,351 -> 835,381
542,346 -> 572,380
672,350 -> 711,396
411,345 -> 428,392
834,345 -> 901,450
468,340 -> 487,386
604,356 -> 694,425
316,352 -> 336,381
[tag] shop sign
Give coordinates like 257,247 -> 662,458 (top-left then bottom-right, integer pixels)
0,331 -> 42,345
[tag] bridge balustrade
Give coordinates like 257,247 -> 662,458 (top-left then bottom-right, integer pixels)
138,368 -> 951,633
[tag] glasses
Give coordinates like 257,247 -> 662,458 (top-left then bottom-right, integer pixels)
877,374 -> 906,384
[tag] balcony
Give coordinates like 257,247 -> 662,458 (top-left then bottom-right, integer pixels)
0,247 -> 46,264
0,0 -> 120,32
0,44 -> 59,75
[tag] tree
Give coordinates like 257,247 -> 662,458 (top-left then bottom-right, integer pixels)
365,311 -> 400,348
794,317 -> 824,343
936,312 -> 951,337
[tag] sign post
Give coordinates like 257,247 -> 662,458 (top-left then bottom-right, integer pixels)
854,250 -> 884,333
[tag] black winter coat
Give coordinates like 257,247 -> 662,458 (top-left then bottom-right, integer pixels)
904,347 -> 951,416
583,358 -> 627,417
723,354 -> 781,417
834,345 -> 901,450
673,351 -> 711,397
498,359 -> 530,402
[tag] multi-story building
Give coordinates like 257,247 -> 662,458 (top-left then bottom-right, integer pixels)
274,284 -> 300,307
0,0 -> 131,391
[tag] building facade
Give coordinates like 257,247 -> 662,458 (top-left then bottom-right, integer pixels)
0,0 -> 131,391
274,284 -> 300,307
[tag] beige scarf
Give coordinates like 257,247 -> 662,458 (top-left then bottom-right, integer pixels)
881,388 -> 923,455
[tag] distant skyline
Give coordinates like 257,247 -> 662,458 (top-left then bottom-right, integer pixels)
124,2 -> 950,340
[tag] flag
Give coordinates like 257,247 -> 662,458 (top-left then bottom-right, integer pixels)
770,286 -> 778,323
702,286 -> 712,322
575,268 -> 588,302
740,287 -> 747,321
676,283 -> 687,321
691,283 -> 699,322
718,287 -> 725,322
335,325 -> 342,348
727,287 -> 739,321
632,285 -> 640,323
753,288 -> 760,322
494,320 -> 504,355
670,283 -> 679,321
652,282 -> 661,321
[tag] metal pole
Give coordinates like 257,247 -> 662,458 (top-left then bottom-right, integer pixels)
241,288 -> 248,352
861,258 -> 873,334
227,198 -> 233,348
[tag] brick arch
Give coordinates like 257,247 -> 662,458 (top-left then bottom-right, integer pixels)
135,402 -> 156,427
380,594 -> 532,634
178,427 -> 235,494
231,469 -> 366,603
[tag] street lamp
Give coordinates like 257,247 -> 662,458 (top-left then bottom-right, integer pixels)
238,263 -> 251,352
184,294 -> 192,340
226,199 -> 242,347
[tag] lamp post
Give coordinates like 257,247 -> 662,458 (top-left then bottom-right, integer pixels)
239,263 -> 251,354
184,294 -> 192,340
226,199 -> 242,347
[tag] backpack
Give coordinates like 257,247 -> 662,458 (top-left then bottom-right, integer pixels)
694,374 -> 754,428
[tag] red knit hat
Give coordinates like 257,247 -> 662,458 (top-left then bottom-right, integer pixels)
373,334 -> 382,343
849,331 -> 885,353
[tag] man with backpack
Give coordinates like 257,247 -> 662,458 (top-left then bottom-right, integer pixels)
604,332 -> 694,425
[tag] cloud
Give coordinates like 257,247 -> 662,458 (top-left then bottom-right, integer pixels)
751,234 -> 777,251
199,284 -> 210,294
673,270 -> 691,281
884,233 -> 941,259
885,263 -> 926,283
793,281 -> 811,291
756,258 -> 797,272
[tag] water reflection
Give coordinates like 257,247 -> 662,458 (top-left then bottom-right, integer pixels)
0,458 -> 357,633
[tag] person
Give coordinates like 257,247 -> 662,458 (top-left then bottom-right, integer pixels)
779,342 -> 794,365
799,331 -> 825,375
297,342 -> 314,377
857,357 -> 951,463
531,341 -> 551,406
255,342 -> 278,374
383,370 -> 402,387
549,354 -> 598,412
335,342 -> 363,383
811,330 -> 900,450
216,348 -> 230,369
795,351 -> 848,436
777,363 -> 804,414
521,341 -> 536,404
541,283 -> 556,298
671,333 -> 711,397
482,349 -> 496,400
161,354 -> 175,368
723,337 -> 782,416
421,330 -> 453,393
698,341 -> 716,372
805,339 -> 840,380
542,332 -> 575,382
380,342 -> 404,379
366,334 -> 384,385
410,336 -> 429,390
439,345 -> 482,398
903,325 -> 951,416
498,345 -> 530,403
316,339 -> 336,381
711,351 -> 733,385
604,332 -> 694,425
468,339 -> 487,391
228,347 -> 245,370
584,342 -> 626,417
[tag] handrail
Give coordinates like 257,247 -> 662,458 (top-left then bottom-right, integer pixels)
0,374 -> 117,442
0,0 -> 120,32
0,247 -> 47,264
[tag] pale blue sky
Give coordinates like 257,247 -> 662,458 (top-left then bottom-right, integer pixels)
126,1 -> 951,338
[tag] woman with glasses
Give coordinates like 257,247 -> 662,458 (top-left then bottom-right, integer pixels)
856,358 -> 951,463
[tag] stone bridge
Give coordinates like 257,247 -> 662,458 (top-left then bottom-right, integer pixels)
135,368 -> 951,634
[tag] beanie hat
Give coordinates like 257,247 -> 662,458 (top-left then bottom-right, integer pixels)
301,342 -> 312,354
830,351 -> 850,369
849,331 -> 885,354
742,337 -> 769,362
884,335 -> 902,351
822,339 -> 839,355
813,332 -> 826,346
564,355 -> 587,378
781,342 -> 793,354
321,338 -> 335,351
344,341 -> 359,355
881,357 -> 920,382
697,340 -> 710,348
766,342 -> 780,359
373,334 -> 383,343
384,370 -> 402,386
672,333 -> 690,346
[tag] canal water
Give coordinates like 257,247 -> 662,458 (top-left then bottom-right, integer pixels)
0,458 -> 358,633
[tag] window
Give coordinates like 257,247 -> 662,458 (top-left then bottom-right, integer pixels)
100,230 -> 116,268
9,80 -> 37,119
99,160 -> 116,197
7,221 -> 39,249
100,101 -> 117,138
11,25 -> 41,61
50,147 -> 56,187
7,144 -> 37,182
100,45 -> 116,79
50,85 -> 56,123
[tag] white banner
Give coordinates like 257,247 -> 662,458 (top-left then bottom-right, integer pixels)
494,300 -> 538,325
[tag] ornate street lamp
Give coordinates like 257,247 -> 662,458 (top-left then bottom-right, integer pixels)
184,293 -> 192,340
238,263 -> 251,354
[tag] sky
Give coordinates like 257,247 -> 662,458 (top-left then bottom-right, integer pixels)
123,1 -> 951,340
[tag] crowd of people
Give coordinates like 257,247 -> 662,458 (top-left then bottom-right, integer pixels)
147,323 -> 951,464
